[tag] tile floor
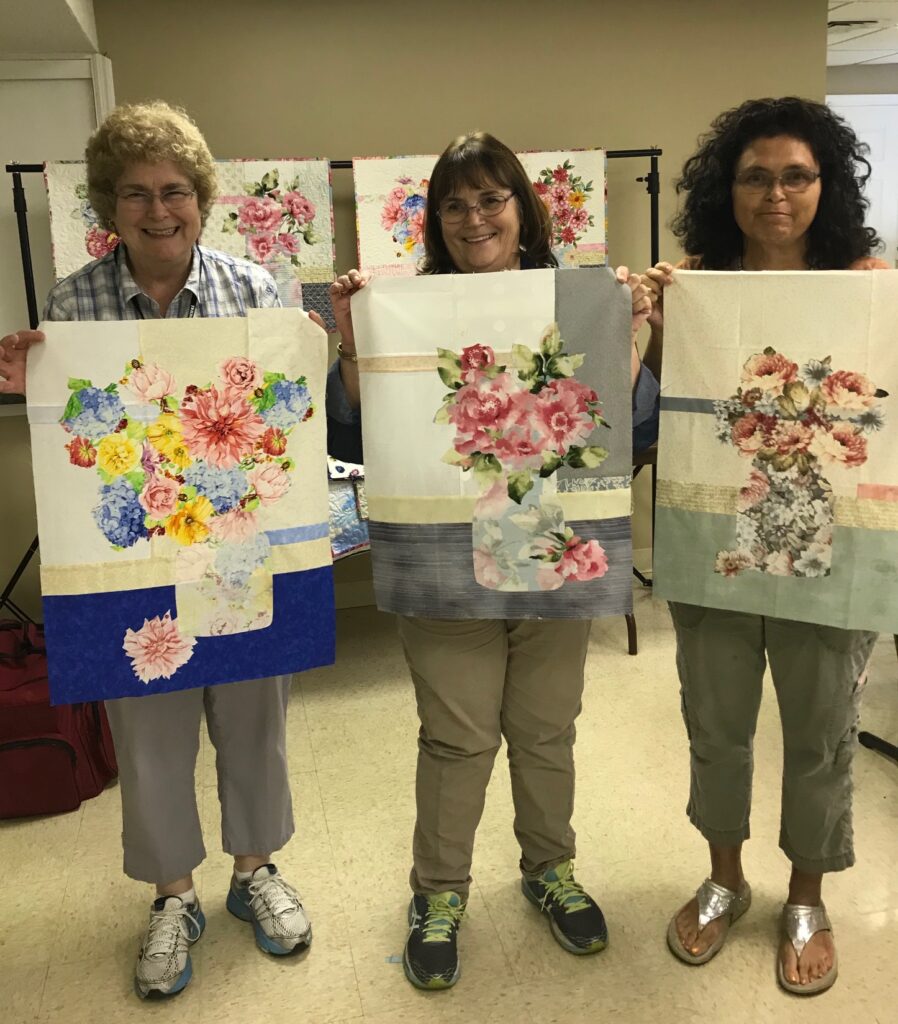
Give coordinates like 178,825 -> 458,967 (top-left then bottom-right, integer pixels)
2,587 -> 896,1024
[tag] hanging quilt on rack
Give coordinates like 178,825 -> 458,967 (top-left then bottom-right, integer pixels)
27,308 -> 335,704
353,149 -> 607,276
653,269 -> 898,632
44,159 -> 338,328
350,267 -> 633,619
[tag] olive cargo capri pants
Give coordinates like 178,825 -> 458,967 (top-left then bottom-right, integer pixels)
669,603 -> 876,873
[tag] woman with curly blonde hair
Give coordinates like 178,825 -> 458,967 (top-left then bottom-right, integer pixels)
0,101 -> 355,1000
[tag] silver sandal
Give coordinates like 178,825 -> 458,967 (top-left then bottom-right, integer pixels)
667,877 -> 752,965
777,903 -> 838,996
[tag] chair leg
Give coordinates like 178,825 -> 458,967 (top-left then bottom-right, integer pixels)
625,613 -> 637,656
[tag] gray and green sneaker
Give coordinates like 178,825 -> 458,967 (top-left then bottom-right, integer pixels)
403,891 -> 466,990
522,860 -> 608,955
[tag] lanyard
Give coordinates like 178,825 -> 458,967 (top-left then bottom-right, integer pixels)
133,293 -> 199,319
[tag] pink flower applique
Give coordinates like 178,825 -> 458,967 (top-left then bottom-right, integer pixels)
219,356 -> 262,394
248,463 -> 292,505
180,386 -> 266,469
237,196 -> 283,235
139,474 -> 181,519
125,362 -> 176,402
122,611 -> 196,683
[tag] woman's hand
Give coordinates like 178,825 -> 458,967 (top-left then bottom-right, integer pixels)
615,266 -> 652,334
642,261 -> 675,333
329,269 -> 370,353
0,330 -> 44,396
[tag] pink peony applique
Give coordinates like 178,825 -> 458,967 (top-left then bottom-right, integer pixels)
139,474 -> 181,519
808,422 -> 868,467
122,611 -> 195,683
247,232 -> 278,263
283,191 -> 316,225
219,356 -> 262,394
557,538 -> 609,581
237,196 -> 283,235
820,370 -> 878,411
126,362 -> 176,402
740,352 -> 799,397
248,463 -> 292,505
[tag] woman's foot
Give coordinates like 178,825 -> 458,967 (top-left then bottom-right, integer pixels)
668,877 -> 751,964
778,902 -> 838,994
673,893 -> 729,957
777,869 -> 837,994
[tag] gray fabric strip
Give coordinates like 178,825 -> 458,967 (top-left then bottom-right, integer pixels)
368,516 -> 634,619
660,397 -> 717,414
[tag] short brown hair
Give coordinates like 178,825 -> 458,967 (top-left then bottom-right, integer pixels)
85,101 -> 218,230
420,132 -> 556,274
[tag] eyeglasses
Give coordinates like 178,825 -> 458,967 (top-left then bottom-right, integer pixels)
437,192 -> 515,224
115,187 -> 197,210
733,168 -> 820,194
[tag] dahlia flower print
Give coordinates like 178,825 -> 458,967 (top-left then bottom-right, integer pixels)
532,161 -> 596,250
713,347 -> 887,579
60,355 -> 316,669
380,176 -> 428,259
122,611 -> 196,683
435,324 -> 611,592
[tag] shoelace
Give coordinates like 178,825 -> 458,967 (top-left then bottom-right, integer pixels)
143,903 -> 200,960
421,896 -> 464,944
248,872 -> 303,921
539,873 -> 591,915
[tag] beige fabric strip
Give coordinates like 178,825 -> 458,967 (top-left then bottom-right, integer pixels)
367,488 -> 631,525
358,351 -> 515,373
40,537 -> 333,597
657,478 -> 898,531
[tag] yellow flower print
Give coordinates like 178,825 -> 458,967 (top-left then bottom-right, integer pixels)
147,413 -> 186,461
166,495 -> 214,546
168,442 -> 193,471
96,434 -> 140,476
567,191 -> 586,209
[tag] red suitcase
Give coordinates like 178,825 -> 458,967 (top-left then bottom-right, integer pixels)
0,620 -> 118,818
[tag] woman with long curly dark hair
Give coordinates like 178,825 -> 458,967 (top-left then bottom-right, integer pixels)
644,97 -> 887,997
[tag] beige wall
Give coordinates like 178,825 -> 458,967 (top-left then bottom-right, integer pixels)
1,0 -> 828,618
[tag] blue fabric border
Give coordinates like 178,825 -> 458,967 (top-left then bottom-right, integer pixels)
42,565 -> 335,705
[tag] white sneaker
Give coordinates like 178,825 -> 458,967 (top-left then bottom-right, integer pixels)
226,863 -> 312,955
135,895 -> 205,999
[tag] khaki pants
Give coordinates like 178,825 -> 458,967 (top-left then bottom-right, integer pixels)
105,675 -> 294,884
669,603 -> 876,873
398,616 -> 592,898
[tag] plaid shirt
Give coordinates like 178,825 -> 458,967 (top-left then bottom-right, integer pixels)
43,244 -> 280,321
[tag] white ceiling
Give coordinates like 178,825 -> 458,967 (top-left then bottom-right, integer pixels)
829,1 -> 898,64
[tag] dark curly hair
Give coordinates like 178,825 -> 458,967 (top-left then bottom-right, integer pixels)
419,131 -> 557,275
672,96 -> 881,269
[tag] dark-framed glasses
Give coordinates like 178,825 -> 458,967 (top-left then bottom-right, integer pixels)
437,192 -> 515,224
116,187 -> 197,210
733,168 -> 820,194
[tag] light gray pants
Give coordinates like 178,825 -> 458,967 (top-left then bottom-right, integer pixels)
669,603 -> 876,873
398,616 -> 592,899
104,676 -> 294,884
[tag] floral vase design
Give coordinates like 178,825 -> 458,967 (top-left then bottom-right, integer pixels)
435,326 -> 611,594
714,349 -> 886,578
60,355 -> 314,682
175,532 -> 274,636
